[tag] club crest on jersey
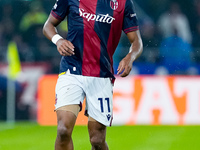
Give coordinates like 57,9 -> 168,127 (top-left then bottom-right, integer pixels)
110,0 -> 118,10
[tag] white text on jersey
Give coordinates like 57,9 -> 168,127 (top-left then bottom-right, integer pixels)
79,8 -> 115,24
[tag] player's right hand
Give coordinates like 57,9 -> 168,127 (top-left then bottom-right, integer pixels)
56,39 -> 75,56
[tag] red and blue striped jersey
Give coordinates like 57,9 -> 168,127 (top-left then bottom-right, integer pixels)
51,0 -> 139,79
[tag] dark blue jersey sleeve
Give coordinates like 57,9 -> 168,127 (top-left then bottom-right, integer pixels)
123,0 -> 139,34
51,0 -> 69,21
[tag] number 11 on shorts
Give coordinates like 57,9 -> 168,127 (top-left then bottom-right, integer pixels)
98,98 -> 110,113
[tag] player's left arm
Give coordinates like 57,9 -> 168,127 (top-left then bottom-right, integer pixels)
117,30 -> 143,77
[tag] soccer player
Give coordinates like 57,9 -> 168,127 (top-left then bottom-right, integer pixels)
43,0 -> 143,149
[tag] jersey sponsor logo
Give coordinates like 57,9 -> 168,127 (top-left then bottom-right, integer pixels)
79,8 -> 115,24
110,0 -> 118,10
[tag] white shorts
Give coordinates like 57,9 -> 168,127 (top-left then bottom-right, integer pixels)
55,70 -> 113,126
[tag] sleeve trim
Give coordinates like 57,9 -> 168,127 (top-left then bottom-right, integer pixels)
124,26 -> 139,34
51,10 -> 64,21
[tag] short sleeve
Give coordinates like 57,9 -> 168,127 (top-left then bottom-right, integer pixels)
123,0 -> 139,34
51,0 -> 69,21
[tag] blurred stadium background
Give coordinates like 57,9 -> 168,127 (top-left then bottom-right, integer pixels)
1,0 -> 200,149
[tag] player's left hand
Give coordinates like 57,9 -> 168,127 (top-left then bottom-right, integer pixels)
117,54 -> 133,77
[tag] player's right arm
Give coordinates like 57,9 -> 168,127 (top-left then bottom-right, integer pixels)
43,14 -> 75,56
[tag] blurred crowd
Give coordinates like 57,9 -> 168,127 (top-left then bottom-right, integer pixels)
0,0 -> 63,73
0,0 -> 200,121
0,0 -> 200,75
114,0 -> 200,75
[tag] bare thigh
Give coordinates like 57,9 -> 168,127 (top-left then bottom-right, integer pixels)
56,105 -> 80,137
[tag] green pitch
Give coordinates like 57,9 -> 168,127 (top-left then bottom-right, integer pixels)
0,122 -> 200,150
